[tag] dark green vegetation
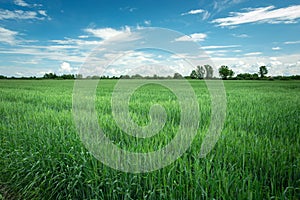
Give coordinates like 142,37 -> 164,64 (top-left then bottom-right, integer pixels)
0,80 -> 299,199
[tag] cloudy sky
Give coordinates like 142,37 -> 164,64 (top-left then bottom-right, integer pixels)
0,0 -> 300,77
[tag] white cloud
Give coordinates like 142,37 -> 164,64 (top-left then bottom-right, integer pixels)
14,0 -> 30,7
284,40 -> 300,44
212,5 -> 300,27
181,9 -> 205,15
0,27 -> 18,45
213,0 -> 246,12
0,44 -> 88,63
59,62 -> 76,74
206,50 -> 229,55
212,53 -> 300,76
51,38 -> 102,46
272,47 -> 281,50
175,33 -> 207,42
144,20 -> 151,25
232,33 -> 249,38
0,65 -> 54,77
84,26 -> 131,40
0,9 -> 45,20
14,0 -> 42,8
38,10 -> 47,16
202,11 -> 211,20
78,35 -> 89,39
181,9 -> 210,20
93,50 -> 198,77
270,60 -> 282,65
120,7 -> 137,12
244,52 -> 262,56
202,45 -> 240,49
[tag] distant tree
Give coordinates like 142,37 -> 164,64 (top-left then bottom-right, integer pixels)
61,74 -> 75,79
153,74 -> 158,79
236,73 -> 247,80
0,75 -> 7,79
120,75 -> 130,79
204,65 -> 214,79
173,73 -> 183,79
75,74 -> 83,79
290,75 -> 300,80
229,70 -> 234,79
131,74 -> 143,79
43,73 -> 57,79
259,66 -> 268,78
236,73 -> 259,80
218,65 -> 234,80
196,65 -> 205,79
252,73 -> 259,80
91,75 -> 100,79
190,70 -> 197,79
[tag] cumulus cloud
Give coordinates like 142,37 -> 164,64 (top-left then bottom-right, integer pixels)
212,5 -> 300,27
38,10 -> 47,16
60,62 -> 72,73
14,0 -> 30,7
84,26 -> 131,40
58,62 -> 77,74
212,53 -> 300,76
14,0 -> 42,8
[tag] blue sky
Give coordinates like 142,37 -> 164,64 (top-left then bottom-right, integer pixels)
0,0 -> 300,77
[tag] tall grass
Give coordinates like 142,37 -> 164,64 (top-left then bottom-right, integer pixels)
0,79 -> 299,199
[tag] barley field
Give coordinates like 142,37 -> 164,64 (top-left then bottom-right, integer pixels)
0,79 -> 299,199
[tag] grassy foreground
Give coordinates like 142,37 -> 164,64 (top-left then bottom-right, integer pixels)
0,79 -> 299,199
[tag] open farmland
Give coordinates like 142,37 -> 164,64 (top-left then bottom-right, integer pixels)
0,79 -> 299,199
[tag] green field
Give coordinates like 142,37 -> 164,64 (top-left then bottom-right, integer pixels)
0,79 -> 299,199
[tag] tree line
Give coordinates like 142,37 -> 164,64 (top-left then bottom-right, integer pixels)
1,65 -> 300,80
190,65 -> 300,80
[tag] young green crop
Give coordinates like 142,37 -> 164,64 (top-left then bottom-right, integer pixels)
0,79 -> 299,199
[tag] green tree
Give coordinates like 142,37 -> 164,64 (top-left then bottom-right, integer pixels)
61,74 -> 75,79
173,73 -> 183,79
204,64 -> 214,79
229,70 -> 234,79
252,73 -> 259,80
196,65 -> 205,79
131,74 -> 143,79
153,74 -> 158,79
120,75 -> 130,79
259,66 -> 268,78
218,65 -> 234,80
75,74 -> 83,79
190,70 -> 197,79
43,73 -> 57,79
